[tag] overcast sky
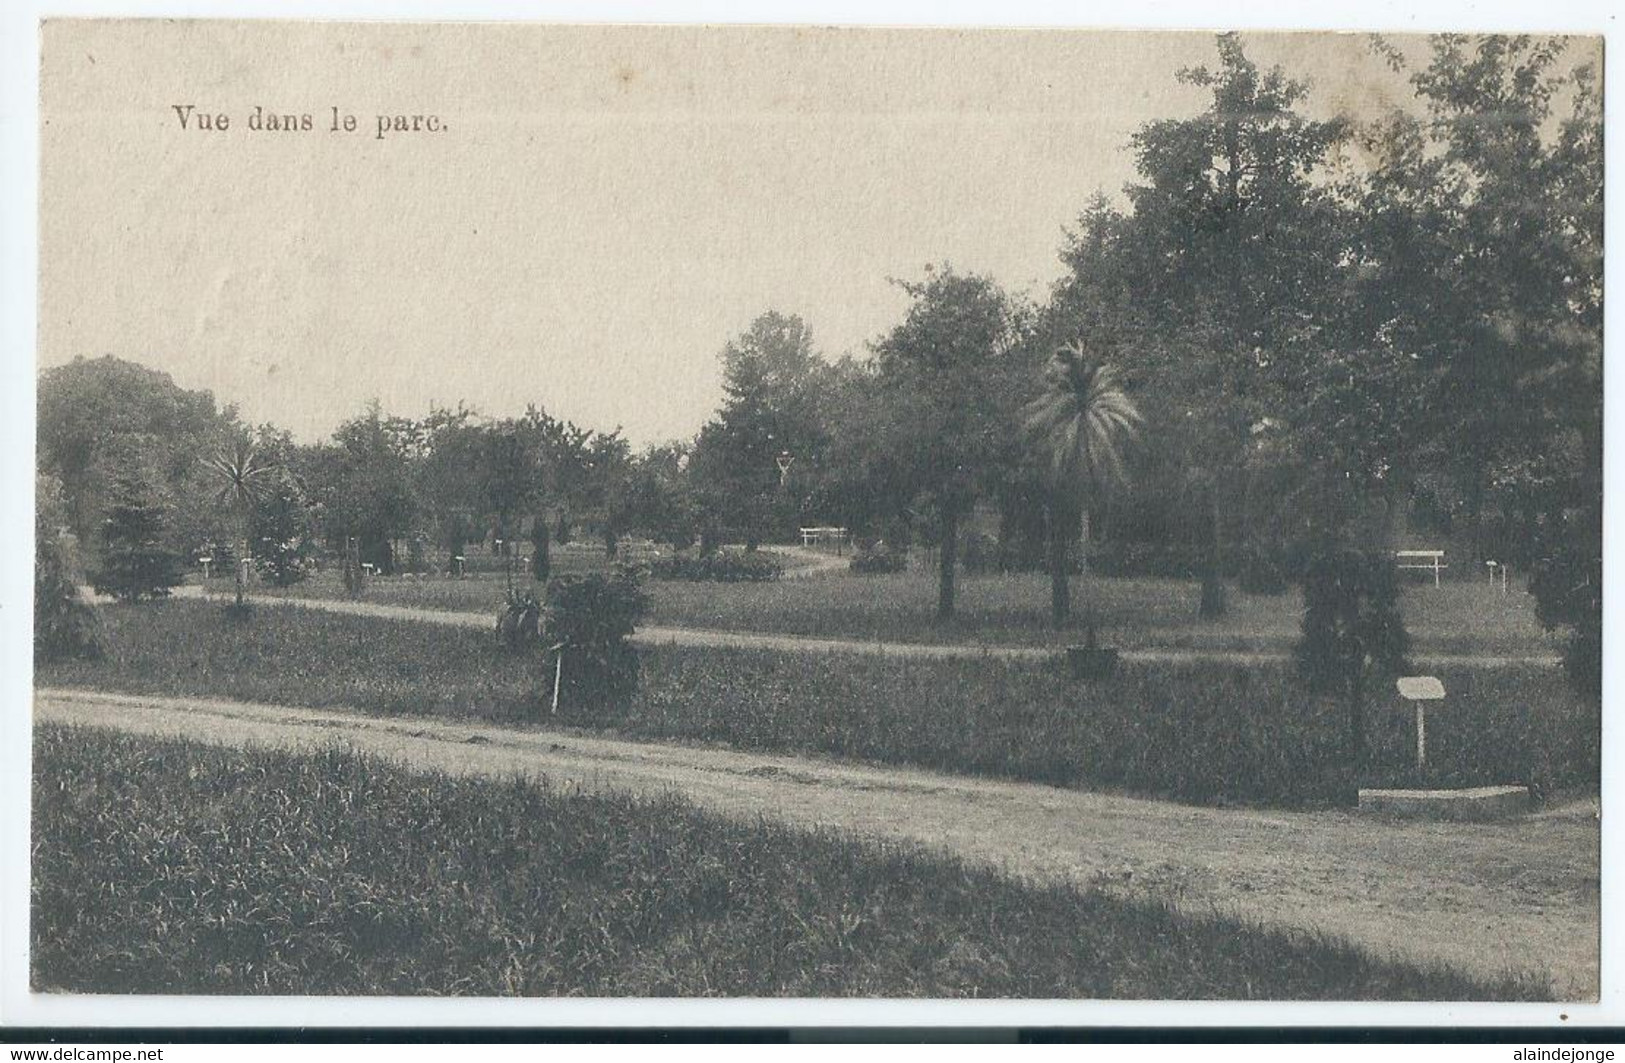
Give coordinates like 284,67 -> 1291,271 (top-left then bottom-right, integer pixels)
37,23 -> 1598,446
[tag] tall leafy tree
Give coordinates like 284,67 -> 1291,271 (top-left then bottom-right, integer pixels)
250,468 -> 316,587
871,268 -> 1030,620
1360,35 -> 1602,688
690,312 -> 832,549
1055,34 -> 1350,616
38,355 -> 236,554
307,401 -> 419,574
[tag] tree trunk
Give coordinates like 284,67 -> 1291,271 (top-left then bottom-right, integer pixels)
234,509 -> 249,607
1379,477 -> 1405,555
1199,483 -> 1228,618
936,505 -> 959,622
1466,467 -> 1487,563
1047,499 -> 1077,627
1348,664 -> 1367,776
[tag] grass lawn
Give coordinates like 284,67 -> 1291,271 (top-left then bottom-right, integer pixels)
228,562 -> 1560,657
31,723 -> 1551,999
38,600 -> 1598,807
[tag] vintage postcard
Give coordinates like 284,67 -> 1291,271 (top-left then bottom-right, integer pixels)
18,17 -> 1605,1020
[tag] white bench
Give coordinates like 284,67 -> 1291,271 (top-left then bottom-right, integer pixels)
799,526 -> 850,549
1395,549 -> 1447,588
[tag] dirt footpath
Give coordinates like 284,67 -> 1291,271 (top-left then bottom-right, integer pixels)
35,686 -> 1599,999
185,590 -> 1563,669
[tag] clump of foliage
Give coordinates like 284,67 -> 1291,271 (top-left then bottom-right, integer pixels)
32,725 -> 1550,999
405,533 -> 430,576
529,516 -> 551,583
34,475 -> 103,662
494,587 -> 542,652
250,472 -> 315,587
649,549 -> 782,583
1528,494 -> 1601,698
1295,549 -> 1411,775
341,537 -> 365,597
1296,550 -> 1411,693
849,543 -> 907,575
541,568 -> 650,716
90,465 -> 185,603
1237,547 -> 1290,596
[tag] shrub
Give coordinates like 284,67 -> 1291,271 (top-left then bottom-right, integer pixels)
1237,546 -> 1290,595
405,533 -> 430,576
495,587 -> 543,651
1529,502 -> 1601,697
529,517 -> 551,583
251,473 -> 315,587
1295,549 -> 1411,695
541,568 -> 650,717
90,467 -> 185,602
649,549 -> 782,583
341,537 -> 365,596
1089,540 -> 1209,579
1295,548 -> 1411,776
849,543 -> 907,575
960,532 -> 1000,575
34,478 -> 103,663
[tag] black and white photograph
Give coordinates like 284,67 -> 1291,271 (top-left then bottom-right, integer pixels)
6,13 -> 1610,1028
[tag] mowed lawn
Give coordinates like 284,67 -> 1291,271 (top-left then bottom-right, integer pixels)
32,724 -> 1551,999
38,600 -> 1598,808
232,559 -> 1559,657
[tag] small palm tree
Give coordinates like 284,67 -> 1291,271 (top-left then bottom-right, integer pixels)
1023,339 -> 1143,626
206,439 -> 280,607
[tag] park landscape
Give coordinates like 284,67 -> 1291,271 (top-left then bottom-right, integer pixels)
31,30 -> 1602,1002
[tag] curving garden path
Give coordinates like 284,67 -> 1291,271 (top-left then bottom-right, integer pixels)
183,587 -> 1562,669
35,685 -> 1599,999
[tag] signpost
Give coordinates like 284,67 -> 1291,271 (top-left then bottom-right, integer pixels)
1396,676 -> 1446,771
776,451 -> 794,489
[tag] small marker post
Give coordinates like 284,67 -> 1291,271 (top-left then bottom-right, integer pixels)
1396,676 -> 1446,773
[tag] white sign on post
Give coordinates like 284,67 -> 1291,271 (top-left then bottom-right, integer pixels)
1396,676 -> 1446,770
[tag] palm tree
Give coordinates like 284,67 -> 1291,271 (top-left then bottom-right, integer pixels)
1023,339 -> 1143,627
206,439 -> 280,607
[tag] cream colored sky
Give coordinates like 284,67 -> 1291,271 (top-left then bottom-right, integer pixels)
37,22 -> 1600,445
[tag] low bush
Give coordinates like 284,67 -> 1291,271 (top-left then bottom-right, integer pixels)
1237,547 -> 1290,595
31,725 -> 1547,999
960,532 -> 1000,575
650,550 -> 782,583
849,544 -> 907,575
494,588 -> 543,651
1090,540 -> 1210,580
540,569 -> 650,717
1296,549 -> 1411,695
34,523 -> 103,664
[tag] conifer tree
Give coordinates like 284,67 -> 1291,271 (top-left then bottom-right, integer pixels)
91,467 -> 184,602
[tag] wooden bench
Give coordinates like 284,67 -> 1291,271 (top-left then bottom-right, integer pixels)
1395,549 -> 1447,587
